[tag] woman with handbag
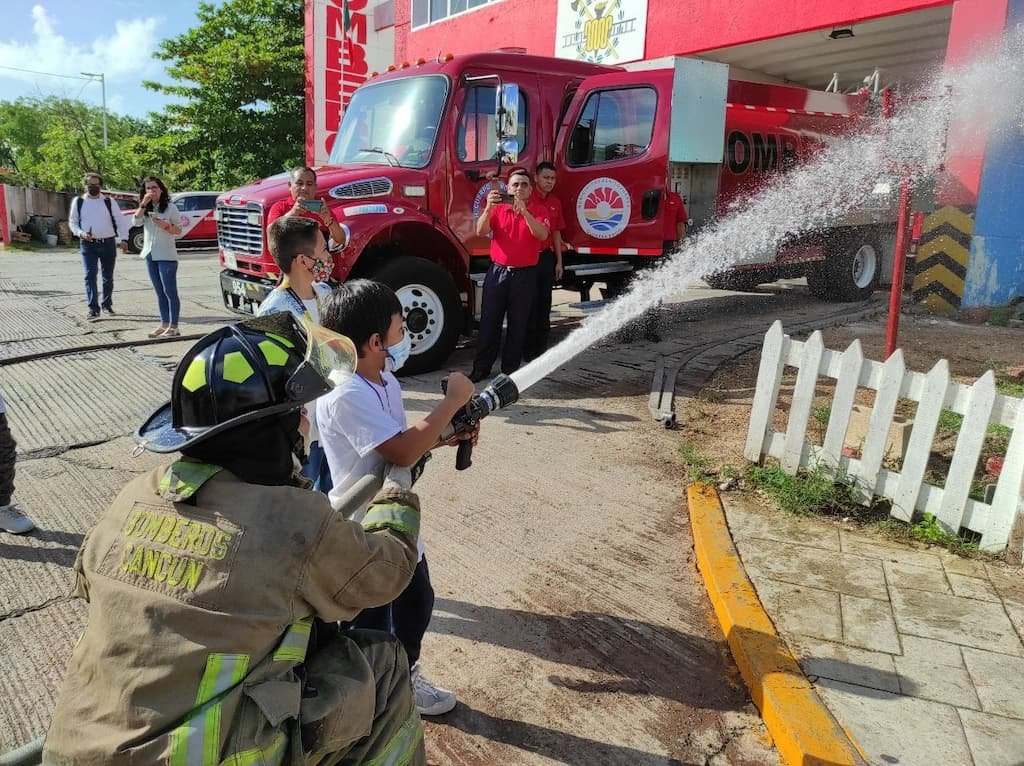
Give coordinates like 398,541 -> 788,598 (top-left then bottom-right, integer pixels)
133,176 -> 183,338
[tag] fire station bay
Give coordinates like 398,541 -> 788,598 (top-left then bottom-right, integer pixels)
307,0 -> 1024,321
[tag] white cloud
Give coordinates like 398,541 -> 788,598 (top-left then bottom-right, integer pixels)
0,4 -> 164,87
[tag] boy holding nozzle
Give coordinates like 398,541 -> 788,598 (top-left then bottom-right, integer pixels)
316,279 -> 479,716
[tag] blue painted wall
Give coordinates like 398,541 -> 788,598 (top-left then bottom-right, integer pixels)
962,0 -> 1024,308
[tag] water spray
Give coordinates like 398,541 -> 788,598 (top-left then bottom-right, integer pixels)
437,373 -> 520,469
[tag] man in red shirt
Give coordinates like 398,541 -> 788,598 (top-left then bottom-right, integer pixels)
266,166 -> 348,253
470,167 -> 550,382
663,188 -> 689,254
523,162 -> 566,363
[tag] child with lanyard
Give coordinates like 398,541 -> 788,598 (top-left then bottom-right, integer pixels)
258,217 -> 335,488
316,279 -> 478,717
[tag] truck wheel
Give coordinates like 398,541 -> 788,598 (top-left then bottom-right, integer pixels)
129,227 -> 144,254
823,237 -> 880,301
704,270 -> 764,292
372,256 -> 462,374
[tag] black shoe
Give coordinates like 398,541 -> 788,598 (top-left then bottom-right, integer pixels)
102,307 -> 116,316
86,310 -> 100,322
468,369 -> 490,383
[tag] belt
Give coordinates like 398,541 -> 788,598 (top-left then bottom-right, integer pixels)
85,236 -> 115,243
492,262 -> 537,272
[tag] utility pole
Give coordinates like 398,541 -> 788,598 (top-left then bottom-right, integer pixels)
80,71 -> 108,148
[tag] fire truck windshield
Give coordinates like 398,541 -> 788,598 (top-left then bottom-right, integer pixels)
329,75 -> 449,169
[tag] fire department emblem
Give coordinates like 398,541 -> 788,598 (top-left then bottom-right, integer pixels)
576,178 -> 630,239
569,0 -> 628,64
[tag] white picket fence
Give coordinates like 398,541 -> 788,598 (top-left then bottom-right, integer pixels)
744,321 -> 1024,557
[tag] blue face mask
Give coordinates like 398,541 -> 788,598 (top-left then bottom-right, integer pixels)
385,331 -> 411,373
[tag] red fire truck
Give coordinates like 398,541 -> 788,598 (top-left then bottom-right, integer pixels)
218,51 -> 892,373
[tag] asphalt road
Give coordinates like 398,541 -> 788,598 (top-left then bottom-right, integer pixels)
0,245 -> 880,763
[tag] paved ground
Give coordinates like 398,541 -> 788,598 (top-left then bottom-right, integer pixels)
725,486 -> 1024,766
1,245 -> 882,763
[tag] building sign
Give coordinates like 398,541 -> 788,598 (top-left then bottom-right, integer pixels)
305,0 -> 395,166
555,0 -> 648,65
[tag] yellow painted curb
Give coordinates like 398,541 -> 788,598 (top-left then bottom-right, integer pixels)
687,482 -> 866,766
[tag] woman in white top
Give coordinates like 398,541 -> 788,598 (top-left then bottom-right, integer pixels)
133,176 -> 183,338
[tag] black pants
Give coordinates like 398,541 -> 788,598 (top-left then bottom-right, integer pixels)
351,557 -> 434,667
0,413 -> 14,507
473,262 -> 537,376
523,249 -> 556,363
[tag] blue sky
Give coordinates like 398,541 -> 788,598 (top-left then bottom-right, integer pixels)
0,1 -> 214,118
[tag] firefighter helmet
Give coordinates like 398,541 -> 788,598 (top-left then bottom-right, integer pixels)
135,312 -> 356,453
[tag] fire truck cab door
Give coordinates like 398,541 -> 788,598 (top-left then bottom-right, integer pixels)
554,69 -> 673,259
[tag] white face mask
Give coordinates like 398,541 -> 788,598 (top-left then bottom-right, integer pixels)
385,332 -> 411,373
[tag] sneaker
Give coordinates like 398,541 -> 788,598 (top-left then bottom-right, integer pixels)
147,326 -> 168,338
0,504 -> 35,534
161,327 -> 181,338
86,310 -> 100,322
411,664 -> 456,716
102,307 -> 116,316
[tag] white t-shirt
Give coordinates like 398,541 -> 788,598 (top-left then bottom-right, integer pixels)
302,297 -> 320,324
317,369 -> 409,517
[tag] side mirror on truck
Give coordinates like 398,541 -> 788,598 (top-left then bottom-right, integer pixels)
496,83 -> 520,164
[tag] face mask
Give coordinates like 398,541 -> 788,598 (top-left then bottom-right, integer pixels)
385,331 -> 411,373
86,185 -> 100,196
308,256 -> 331,282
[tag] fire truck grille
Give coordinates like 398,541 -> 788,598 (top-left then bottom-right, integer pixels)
217,203 -> 264,256
328,177 -> 393,199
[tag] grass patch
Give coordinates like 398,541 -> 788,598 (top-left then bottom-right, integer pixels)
748,464 -> 874,518
937,410 -> 963,433
679,441 -> 715,483
812,405 -> 831,429
878,513 -> 981,556
996,379 -> 1024,398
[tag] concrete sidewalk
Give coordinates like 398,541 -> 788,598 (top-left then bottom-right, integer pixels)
723,493 -> 1024,766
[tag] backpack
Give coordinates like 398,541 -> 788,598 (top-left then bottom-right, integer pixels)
76,195 -> 119,235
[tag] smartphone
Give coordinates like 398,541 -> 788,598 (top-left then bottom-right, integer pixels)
498,193 -> 514,204
300,199 -> 325,212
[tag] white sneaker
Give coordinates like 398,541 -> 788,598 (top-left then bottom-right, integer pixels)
0,504 -> 35,534
411,663 -> 457,716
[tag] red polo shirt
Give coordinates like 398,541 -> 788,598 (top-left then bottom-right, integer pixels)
489,201 -> 551,268
265,200 -> 330,235
529,189 -> 565,251
663,191 -> 689,240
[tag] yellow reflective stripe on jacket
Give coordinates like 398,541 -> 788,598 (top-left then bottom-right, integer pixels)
362,503 -> 420,541
159,461 -> 223,501
169,652 -> 250,766
363,710 -> 424,766
272,617 -> 312,663
220,730 -> 288,766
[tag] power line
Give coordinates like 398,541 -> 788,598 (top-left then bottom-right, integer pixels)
0,64 -> 93,81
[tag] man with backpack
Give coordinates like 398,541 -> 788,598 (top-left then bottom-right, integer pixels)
68,172 -> 129,321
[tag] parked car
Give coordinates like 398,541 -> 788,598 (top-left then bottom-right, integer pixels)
124,190 -> 221,253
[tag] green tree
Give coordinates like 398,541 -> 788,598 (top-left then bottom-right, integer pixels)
145,0 -> 306,189
0,97 -> 171,191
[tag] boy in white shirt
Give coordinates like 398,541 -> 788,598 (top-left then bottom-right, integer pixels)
316,280 -> 477,716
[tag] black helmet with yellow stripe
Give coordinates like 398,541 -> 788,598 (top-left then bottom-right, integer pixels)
136,312 -> 355,453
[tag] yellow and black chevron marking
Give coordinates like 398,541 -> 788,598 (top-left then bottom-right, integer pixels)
911,206 -> 974,315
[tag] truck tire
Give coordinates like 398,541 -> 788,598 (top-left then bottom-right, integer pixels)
819,236 -> 880,301
371,256 -> 462,375
704,270 -> 765,292
129,227 -> 144,254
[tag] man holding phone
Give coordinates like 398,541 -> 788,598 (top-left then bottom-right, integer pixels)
266,166 -> 348,253
469,167 -> 550,382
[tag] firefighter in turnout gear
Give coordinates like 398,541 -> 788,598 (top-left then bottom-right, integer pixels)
43,313 -> 427,765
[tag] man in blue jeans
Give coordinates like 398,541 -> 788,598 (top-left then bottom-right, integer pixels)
68,172 -> 129,321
